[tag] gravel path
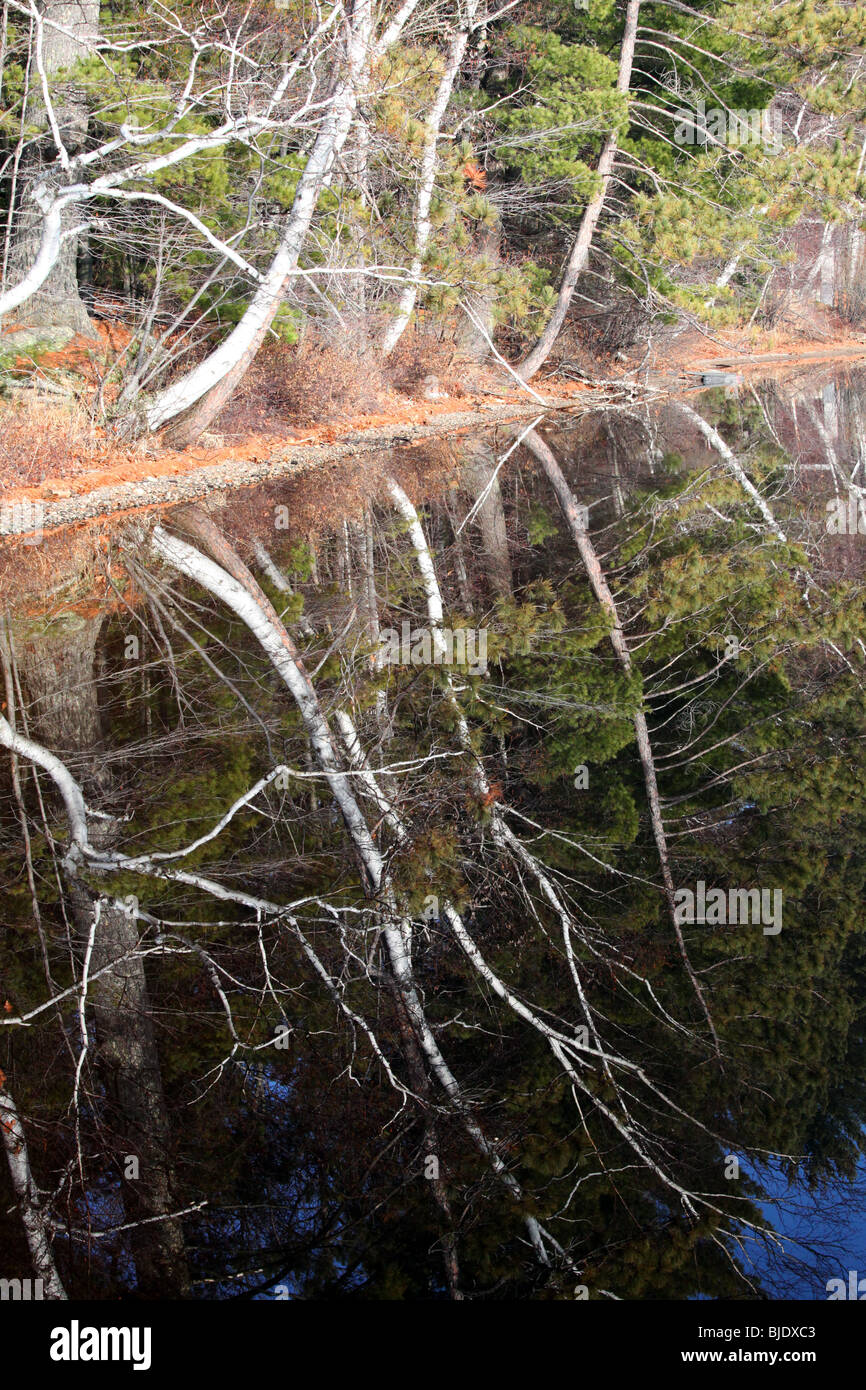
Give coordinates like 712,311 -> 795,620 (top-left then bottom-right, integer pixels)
1,394 -> 592,539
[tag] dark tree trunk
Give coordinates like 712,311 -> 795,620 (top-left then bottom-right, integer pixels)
453,214 -> 502,362
65,875 -> 190,1297
16,612 -> 190,1296
18,615 -> 105,770
463,440 -> 513,598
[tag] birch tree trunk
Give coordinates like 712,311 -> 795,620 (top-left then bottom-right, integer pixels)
381,0 -> 480,356
150,508 -> 552,1270
253,540 -> 315,637
0,1077 -> 67,1298
383,477 -> 734,1224
146,1 -> 377,447
672,401 -> 787,541
517,0 -> 641,382
4,2 -> 99,341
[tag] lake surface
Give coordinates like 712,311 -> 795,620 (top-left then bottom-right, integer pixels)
2,366 -> 866,1299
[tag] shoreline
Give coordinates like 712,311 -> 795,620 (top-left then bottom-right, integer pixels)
0,390 -> 593,539
3,341 -> 866,538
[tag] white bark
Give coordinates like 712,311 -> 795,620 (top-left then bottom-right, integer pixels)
149,517 -> 551,1265
144,94 -> 361,427
0,1079 -> 67,1298
0,189 -> 78,317
520,431 -> 720,1052
715,253 -> 743,291
144,1 -> 389,433
0,710 -> 90,852
518,0 -> 641,381
253,541 -> 315,636
375,0 -> 423,57
0,110 -> 287,322
672,401 -> 787,541
151,524 -> 387,875
0,4 -> 350,331
385,476 -> 733,1220
334,710 -> 408,841
253,540 -> 294,594
711,206 -> 770,292
381,1 -> 480,355
804,398 -> 866,533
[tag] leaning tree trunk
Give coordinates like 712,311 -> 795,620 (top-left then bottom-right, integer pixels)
146,0 -> 376,448
462,439 -> 513,598
3,2 -> 99,341
15,614 -> 190,1296
523,428 -> 719,1053
518,0 -> 640,382
0,1076 -> 68,1297
381,0 -> 480,356
150,505 -> 551,1270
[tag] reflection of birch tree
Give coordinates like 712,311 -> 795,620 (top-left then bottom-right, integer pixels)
1,614 -> 188,1296
0,479 -> 783,1296
523,428 -> 719,1050
0,1073 -> 67,1299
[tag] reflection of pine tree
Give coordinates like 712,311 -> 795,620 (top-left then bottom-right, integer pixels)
5,388 -> 866,1297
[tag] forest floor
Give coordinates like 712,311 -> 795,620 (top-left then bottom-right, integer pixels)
1,316 -> 865,538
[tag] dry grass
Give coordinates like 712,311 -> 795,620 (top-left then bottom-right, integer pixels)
217,330 -> 472,441
387,330 -> 469,399
217,337 -> 391,439
0,395 -> 112,490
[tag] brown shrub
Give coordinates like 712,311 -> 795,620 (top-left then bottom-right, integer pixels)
216,328 -> 476,440
0,395 -> 111,490
216,337 -> 391,438
387,330 -> 468,399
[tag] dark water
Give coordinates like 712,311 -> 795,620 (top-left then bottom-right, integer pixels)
2,367 -> 866,1300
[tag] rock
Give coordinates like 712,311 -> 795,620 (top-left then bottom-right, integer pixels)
1,325 -> 78,356
420,374 -> 447,401
700,371 -> 742,387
